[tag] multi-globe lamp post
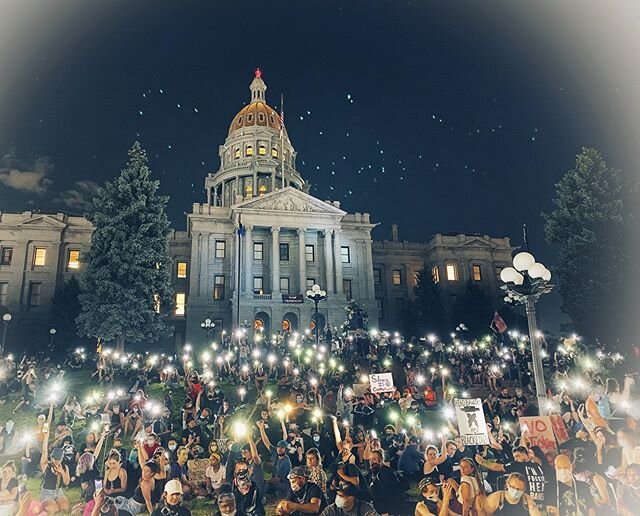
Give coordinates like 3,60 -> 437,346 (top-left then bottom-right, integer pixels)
500,251 -> 553,413
200,318 -> 216,343
1,313 -> 11,356
305,284 -> 327,346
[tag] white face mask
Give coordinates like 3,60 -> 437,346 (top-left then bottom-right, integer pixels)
334,496 -> 348,509
168,444 -> 177,451
507,486 -> 524,502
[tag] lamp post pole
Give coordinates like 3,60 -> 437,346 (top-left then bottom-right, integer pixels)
1,314 -> 11,356
306,284 -> 327,347
49,328 -> 57,352
500,251 -> 553,415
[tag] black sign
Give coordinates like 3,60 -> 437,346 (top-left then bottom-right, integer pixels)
282,294 -> 304,304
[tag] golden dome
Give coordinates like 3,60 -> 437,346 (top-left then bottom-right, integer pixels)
228,101 -> 282,136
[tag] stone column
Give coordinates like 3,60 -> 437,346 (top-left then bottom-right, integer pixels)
199,233 -> 209,297
333,229 -> 343,295
206,187 -> 211,206
271,227 -> 281,296
297,228 -> 307,294
364,238 -> 375,301
244,225 -> 253,295
323,229 -> 334,294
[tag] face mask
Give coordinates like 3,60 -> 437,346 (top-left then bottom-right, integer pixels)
334,496 -> 348,509
168,444 -> 177,451
507,486 -> 524,502
424,493 -> 439,502
557,470 -> 573,483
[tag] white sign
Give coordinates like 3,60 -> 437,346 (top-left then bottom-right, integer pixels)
454,398 -> 490,446
369,372 -> 395,394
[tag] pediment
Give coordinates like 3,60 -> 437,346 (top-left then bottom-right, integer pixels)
17,215 -> 66,229
234,187 -> 346,216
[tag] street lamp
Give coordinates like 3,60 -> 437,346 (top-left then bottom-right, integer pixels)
200,318 -> 216,343
500,251 -> 553,413
49,328 -> 57,351
1,313 -> 11,356
305,284 -> 327,346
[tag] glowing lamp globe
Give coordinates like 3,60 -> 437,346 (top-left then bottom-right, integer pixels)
513,252 -> 535,272
541,268 -> 551,282
527,262 -> 546,279
513,272 -> 524,285
500,267 -> 519,283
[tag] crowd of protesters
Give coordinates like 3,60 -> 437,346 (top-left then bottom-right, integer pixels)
0,324 -> 636,516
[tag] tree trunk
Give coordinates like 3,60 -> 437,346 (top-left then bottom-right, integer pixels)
116,335 -> 125,353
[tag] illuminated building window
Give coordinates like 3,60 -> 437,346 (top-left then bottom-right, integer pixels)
245,182 -> 253,195
258,145 -> 266,156
214,275 -> 225,300
177,261 -> 188,279
33,248 -> 46,267
446,263 -> 459,281
175,293 -> 186,316
432,266 -> 440,284
234,148 -> 240,159
305,245 -> 314,262
472,265 -> 482,281
153,294 -> 160,313
392,270 -> 402,285
67,250 -> 80,270
341,246 -> 350,263
272,147 -> 278,158
215,241 -> 226,259
245,145 -> 253,157
253,277 -> 263,295
258,184 -> 267,195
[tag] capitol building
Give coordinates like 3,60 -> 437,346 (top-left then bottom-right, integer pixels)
0,71 -> 515,349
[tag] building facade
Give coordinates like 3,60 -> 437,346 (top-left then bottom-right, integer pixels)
0,71 -> 516,350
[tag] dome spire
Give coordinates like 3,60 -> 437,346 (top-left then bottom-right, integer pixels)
250,68 -> 267,103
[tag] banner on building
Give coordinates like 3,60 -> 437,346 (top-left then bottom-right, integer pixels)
454,398 -> 490,445
369,372 -> 395,394
282,294 -> 304,304
520,416 -> 558,458
549,414 -> 570,444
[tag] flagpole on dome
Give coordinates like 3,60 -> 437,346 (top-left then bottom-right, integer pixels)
280,92 -> 285,189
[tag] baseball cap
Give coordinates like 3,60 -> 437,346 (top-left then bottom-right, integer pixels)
288,466 -> 308,479
409,435 -> 420,445
336,481 -> 358,496
419,477 -> 440,491
164,479 -> 183,496
276,440 -> 288,448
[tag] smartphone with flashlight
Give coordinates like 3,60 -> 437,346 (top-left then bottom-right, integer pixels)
94,479 -> 103,490
18,484 -> 26,497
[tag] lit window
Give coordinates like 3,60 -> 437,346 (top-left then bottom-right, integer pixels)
0,247 -> 12,266
373,269 -> 381,285
245,182 -> 253,195
33,248 -> 46,267
177,261 -> 188,279
66,250 -> 80,270
306,278 -> 315,290
245,145 -> 253,157
432,266 -> 440,284
392,270 -> 402,285
279,243 -> 289,261
214,275 -> 225,300
253,242 -> 263,261
153,294 -> 160,313
305,244 -> 314,262
215,241 -> 226,259
472,265 -> 482,281
29,282 -> 42,308
446,263 -> 458,281
0,282 -> 7,305
343,279 -> 352,299
280,277 -> 290,294
341,246 -> 350,264
175,293 -> 186,316
272,147 -> 278,158
234,148 -> 240,159
258,145 -> 267,156
253,277 -> 263,295
258,184 -> 267,195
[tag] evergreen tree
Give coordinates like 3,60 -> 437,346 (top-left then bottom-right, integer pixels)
50,276 -> 83,352
77,142 -> 174,351
341,300 -> 368,333
543,147 -> 627,343
410,265 -> 445,336
452,280 -> 494,338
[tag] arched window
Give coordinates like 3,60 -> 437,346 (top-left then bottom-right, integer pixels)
234,148 -> 240,159
258,145 -> 266,156
237,115 -> 243,124
247,113 -> 254,123
245,183 -> 253,195
272,147 -> 279,158
258,113 -> 265,122
246,145 -> 253,157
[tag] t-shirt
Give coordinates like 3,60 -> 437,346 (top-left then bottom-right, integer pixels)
320,499 -> 378,516
504,461 -> 551,507
556,479 -> 595,516
269,446 -> 292,482
286,482 -> 327,515
205,463 -> 227,490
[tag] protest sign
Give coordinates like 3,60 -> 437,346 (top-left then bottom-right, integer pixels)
187,458 -> 210,484
454,398 -> 490,445
369,372 -> 394,394
549,414 -> 570,444
520,416 -> 558,457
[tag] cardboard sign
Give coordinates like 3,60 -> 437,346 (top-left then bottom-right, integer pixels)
549,414 -> 570,444
454,398 -> 490,445
187,458 -> 210,485
369,372 -> 395,394
520,416 -> 558,458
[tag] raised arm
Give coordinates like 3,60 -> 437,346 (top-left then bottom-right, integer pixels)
331,415 -> 343,451
256,420 -> 272,450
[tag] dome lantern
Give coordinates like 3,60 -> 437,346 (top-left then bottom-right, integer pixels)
250,68 -> 267,102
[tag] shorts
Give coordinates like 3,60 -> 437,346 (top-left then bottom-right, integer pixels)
40,488 -> 64,502
113,496 -> 145,515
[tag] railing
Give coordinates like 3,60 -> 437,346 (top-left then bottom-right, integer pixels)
253,294 -> 272,300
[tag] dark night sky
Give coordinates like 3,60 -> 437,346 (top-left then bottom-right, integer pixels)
2,1 -> 640,332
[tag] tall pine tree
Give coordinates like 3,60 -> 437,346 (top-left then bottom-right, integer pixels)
543,147 -> 627,343
452,280 -> 494,338
410,265 -> 445,336
77,142 -> 174,351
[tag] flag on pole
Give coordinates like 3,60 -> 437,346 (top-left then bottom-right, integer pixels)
490,311 -> 507,334
280,93 -> 285,189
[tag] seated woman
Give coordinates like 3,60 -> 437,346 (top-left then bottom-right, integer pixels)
40,429 -> 71,514
0,461 -> 18,515
103,450 -> 128,497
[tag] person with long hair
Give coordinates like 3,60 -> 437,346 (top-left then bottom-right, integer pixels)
305,448 -> 327,493
39,424 -> 71,514
0,460 -> 18,513
103,450 -> 128,497
440,458 -> 484,516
